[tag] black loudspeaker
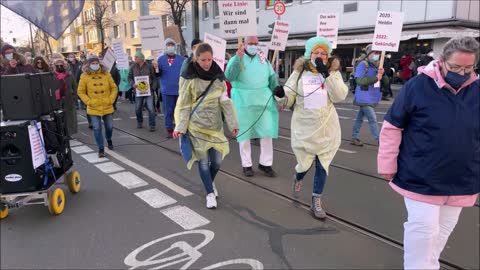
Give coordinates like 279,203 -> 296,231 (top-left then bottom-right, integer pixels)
0,72 -> 60,121
41,111 -> 73,173
0,120 -> 51,194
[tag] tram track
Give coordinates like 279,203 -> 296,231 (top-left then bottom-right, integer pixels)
108,125 -> 467,270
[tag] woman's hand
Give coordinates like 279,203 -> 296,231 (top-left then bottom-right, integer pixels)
231,129 -> 239,137
172,131 -> 183,139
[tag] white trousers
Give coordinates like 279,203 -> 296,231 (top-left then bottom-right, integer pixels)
403,197 -> 462,270
239,138 -> 273,167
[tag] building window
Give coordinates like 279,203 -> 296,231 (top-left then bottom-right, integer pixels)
87,29 -> 98,42
130,20 -> 138,38
344,2 -> 358,13
129,0 -> 136,10
85,8 -> 95,21
162,14 -> 173,28
124,23 -> 127,38
202,1 -> 209,20
77,34 -> 84,45
112,1 -> 118,14
181,10 -> 187,27
113,25 -> 120,39
212,0 -> 219,18
126,48 -> 131,56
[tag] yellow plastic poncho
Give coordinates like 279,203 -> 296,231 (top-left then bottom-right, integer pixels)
280,58 -> 348,174
175,78 -> 239,169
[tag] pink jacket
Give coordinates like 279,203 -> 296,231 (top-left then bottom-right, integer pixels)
378,60 -> 478,207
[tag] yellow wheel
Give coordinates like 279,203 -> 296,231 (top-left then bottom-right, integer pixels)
0,205 -> 8,219
47,188 -> 65,215
67,170 -> 81,194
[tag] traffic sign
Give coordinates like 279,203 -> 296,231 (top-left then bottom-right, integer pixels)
273,1 -> 286,16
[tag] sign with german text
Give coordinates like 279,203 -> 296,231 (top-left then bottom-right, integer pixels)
372,11 -> 404,52
135,76 -> 151,97
270,20 -> 289,51
101,48 -> 116,72
138,16 -> 165,50
111,41 -> 125,57
204,33 -> 227,71
317,13 -> 339,49
218,1 -> 257,38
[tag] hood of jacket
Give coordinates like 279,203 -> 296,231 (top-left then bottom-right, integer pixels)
82,62 -> 109,75
418,60 -> 478,92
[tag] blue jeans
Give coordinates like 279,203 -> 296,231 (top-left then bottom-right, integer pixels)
352,106 -> 380,141
197,149 -> 222,195
296,157 -> 327,196
135,95 -> 156,127
162,94 -> 178,129
90,114 -> 113,151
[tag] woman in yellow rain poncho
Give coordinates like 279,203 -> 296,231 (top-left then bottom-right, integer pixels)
274,36 -> 348,219
173,43 -> 239,209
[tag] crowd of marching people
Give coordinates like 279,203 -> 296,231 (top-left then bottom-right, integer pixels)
1,35 -> 479,269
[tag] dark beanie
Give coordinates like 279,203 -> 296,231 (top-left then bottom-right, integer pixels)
191,39 -> 202,48
1,44 -> 15,56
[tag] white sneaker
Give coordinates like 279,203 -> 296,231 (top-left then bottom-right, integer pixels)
206,193 -> 217,209
212,182 -> 219,198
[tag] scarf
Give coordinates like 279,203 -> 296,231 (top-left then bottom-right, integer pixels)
54,70 -> 67,100
182,60 -> 225,81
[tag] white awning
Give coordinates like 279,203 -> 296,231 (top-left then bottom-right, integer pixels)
416,27 -> 480,40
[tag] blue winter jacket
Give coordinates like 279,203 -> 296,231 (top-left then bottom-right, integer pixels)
157,54 -> 184,95
354,61 -> 383,106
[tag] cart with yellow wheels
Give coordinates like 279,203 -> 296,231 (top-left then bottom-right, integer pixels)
0,170 -> 81,219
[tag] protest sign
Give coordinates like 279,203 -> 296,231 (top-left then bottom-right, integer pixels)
111,41 -> 125,57
101,48 -> 116,71
317,13 -> 339,49
372,11 -> 404,52
135,76 -> 151,97
218,1 -> 257,38
204,33 -> 227,71
116,53 -> 130,70
28,122 -> 46,170
138,16 -> 165,50
270,20 -> 289,51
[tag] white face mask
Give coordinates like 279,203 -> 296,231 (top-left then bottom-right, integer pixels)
428,52 -> 434,57
5,53 -> 13,61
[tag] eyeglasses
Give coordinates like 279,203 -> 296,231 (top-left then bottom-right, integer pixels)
445,62 -> 475,73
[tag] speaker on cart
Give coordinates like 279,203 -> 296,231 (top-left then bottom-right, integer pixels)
0,72 -> 60,121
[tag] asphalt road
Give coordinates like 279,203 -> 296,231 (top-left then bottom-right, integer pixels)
1,90 -> 478,269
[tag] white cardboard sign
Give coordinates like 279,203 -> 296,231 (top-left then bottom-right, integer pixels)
317,13 -> 339,49
116,53 -> 130,70
372,11 -> 404,52
101,48 -> 116,71
218,1 -> 257,38
28,122 -> 46,170
111,41 -> 125,57
204,33 -> 227,71
138,16 -> 165,50
270,20 -> 289,51
302,75 -> 327,109
135,76 -> 151,97
258,42 -> 269,58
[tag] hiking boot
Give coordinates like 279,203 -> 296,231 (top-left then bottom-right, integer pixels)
98,149 -> 106,158
258,164 -> 276,177
292,176 -> 303,196
243,167 -> 254,177
206,193 -> 217,209
212,182 -> 219,198
107,140 -> 113,150
350,138 -> 364,147
137,122 -> 143,129
149,126 -> 156,132
311,195 -> 327,220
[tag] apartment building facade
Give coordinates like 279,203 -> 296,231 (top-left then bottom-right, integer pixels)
198,0 -> 479,77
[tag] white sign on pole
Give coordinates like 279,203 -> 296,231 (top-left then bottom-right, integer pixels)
372,11 -> 404,52
138,16 -> 165,50
111,41 -> 125,57
317,13 -> 339,49
204,33 -> 227,71
116,53 -> 130,70
258,42 -> 269,58
135,76 -> 151,97
218,1 -> 257,38
28,122 -> 46,170
101,48 -> 116,71
270,20 -> 289,51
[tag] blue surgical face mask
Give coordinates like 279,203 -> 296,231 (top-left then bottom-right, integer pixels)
90,64 -> 100,71
445,71 -> 470,89
246,45 -> 258,55
166,46 -> 175,54
5,53 -> 13,61
372,54 -> 380,61
311,59 -> 317,67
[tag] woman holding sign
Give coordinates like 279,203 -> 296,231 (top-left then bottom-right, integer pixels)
378,37 -> 479,269
173,43 -> 239,209
273,36 -> 348,219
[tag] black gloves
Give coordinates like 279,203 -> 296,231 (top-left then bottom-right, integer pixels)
315,58 -> 329,78
273,85 -> 285,98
